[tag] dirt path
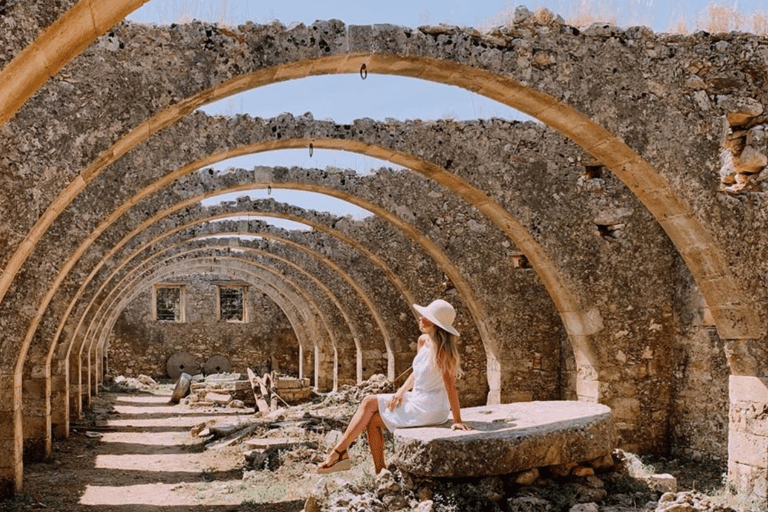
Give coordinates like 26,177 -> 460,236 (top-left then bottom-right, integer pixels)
18,390 -> 313,511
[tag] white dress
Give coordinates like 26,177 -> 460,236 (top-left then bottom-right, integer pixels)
377,341 -> 450,430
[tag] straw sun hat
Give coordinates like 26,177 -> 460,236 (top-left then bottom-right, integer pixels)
414,299 -> 460,336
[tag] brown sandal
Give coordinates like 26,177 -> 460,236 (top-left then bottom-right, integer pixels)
317,448 -> 352,474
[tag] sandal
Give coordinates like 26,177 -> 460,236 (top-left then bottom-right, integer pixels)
317,448 -> 351,474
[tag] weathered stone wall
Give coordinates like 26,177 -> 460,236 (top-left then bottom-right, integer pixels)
109,276 -> 300,380
7,1 -> 768,497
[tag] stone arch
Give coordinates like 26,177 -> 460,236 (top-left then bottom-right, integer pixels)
0,0 -> 150,127
65,177 -> 499,389
86,241 -> 373,388
83,227 -> 396,381
89,254 -> 340,389
36,205 -> 412,431
4,9 -> 767,497
68,259 -> 327,420
0,42 -> 753,378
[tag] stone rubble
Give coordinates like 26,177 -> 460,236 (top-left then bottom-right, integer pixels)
302,456 -> 745,512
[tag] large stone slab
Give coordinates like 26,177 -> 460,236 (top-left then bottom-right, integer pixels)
393,401 -> 616,477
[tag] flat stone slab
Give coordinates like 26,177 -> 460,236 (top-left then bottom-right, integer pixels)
393,401 -> 617,477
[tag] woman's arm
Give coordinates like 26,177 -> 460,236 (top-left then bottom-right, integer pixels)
442,368 -> 471,430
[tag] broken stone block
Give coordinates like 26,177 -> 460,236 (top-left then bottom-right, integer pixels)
244,448 -> 269,469
719,96 -> 764,126
190,422 -> 209,437
209,424 -> 238,437
572,465 -> 595,477
736,145 -> 767,172
646,473 -> 677,493
205,392 -> 232,405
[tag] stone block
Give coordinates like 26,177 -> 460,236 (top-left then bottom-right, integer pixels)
729,460 -> 768,499
730,375 -> 768,405
204,392 -> 231,405
728,430 -> 768,467
394,401 -> 616,477
646,473 -> 677,493
22,415 -> 47,441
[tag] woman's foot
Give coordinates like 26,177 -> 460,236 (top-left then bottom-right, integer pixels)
317,448 -> 351,474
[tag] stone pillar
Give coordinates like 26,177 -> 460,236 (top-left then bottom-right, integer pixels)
51,359 -> 69,439
21,375 -> 49,459
94,344 -> 103,392
83,351 -> 91,408
69,352 -> 82,420
486,352 -> 501,405
0,373 -> 23,496
313,342 -> 335,392
728,375 -> 768,499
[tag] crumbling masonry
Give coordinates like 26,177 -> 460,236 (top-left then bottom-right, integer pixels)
3,0 -> 768,500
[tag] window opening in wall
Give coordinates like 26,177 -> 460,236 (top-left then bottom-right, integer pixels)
219,286 -> 246,322
155,285 -> 184,322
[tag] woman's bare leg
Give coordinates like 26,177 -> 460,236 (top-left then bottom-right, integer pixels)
366,411 -> 387,474
319,395 -> 380,467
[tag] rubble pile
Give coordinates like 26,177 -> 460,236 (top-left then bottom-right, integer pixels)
273,375 -> 313,402
185,372 -> 252,408
320,374 -> 395,405
110,374 -> 159,392
304,452 -> 738,512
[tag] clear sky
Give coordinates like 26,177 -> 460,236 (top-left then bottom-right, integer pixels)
126,0 -> 768,221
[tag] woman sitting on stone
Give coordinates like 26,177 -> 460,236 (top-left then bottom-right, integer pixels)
317,299 -> 471,475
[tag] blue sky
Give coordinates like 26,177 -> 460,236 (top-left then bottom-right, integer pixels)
126,0 -> 768,221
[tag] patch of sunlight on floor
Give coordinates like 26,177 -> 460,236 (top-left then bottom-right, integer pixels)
106,412 -> 254,428
94,454 -> 211,471
112,395 -> 170,403
80,482 -> 244,506
99,431 -> 189,444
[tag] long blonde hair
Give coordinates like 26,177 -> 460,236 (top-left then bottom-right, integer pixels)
431,326 -> 463,378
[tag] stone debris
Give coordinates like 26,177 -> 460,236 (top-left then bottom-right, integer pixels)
318,373 -> 395,406
111,374 -> 159,392
301,450 -> 743,512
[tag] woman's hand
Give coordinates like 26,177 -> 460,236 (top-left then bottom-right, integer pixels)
387,390 -> 406,411
450,422 -> 471,431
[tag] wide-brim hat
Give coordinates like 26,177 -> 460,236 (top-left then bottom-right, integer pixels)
414,299 -> 460,336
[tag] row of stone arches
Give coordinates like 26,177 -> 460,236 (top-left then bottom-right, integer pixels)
2,0 -> 767,499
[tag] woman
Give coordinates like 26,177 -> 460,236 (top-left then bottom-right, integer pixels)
317,299 -> 471,475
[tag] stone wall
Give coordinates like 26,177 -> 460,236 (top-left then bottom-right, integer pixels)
6,0 -> 768,498
109,276 -> 301,380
